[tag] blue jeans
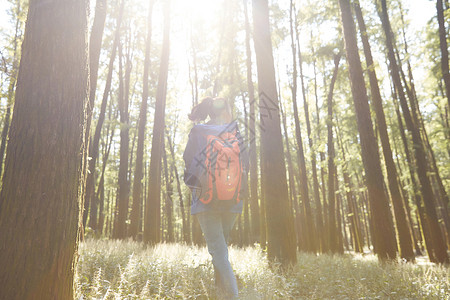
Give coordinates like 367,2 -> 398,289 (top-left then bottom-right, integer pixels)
196,212 -> 239,298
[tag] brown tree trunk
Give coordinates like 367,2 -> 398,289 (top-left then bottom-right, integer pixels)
339,0 -> 397,260
252,0 -> 297,265
288,0 -> 315,253
114,40 -> 131,239
437,0 -> 450,110
335,113 -> 364,253
162,140 -> 174,243
129,0 -> 155,239
241,93 -> 251,246
280,98 -> 302,251
243,0 -> 260,244
85,0 -> 124,231
0,0 -> 88,297
167,133 -> 190,243
379,0 -> 448,263
326,54 -> 341,253
97,121 -> 115,236
296,20 -> 324,254
144,0 -> 171,244
354,0 -> 414,261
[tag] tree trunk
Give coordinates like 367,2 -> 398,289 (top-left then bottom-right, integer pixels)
437,0 -> 450,110
129,0 -> 155,239
167,133 -> 190,243
280,98 -> 302,251
85,0 -> 124,231
252,0 -> 297,265
0,0 -> 88,297
354,0 -> 414,261
243,0 -> 260,244
144,0 -> 171,244
326,54 -> 341,253
296,19 -> 324,254
114,40 -> 131,239
288,0 -> 315,253
339,0 -> 397,260
162,139 -> 174,243
379,0 -> 448,263
97,122 -> 115,236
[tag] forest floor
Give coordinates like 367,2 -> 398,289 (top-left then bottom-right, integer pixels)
75,239 -> 449,299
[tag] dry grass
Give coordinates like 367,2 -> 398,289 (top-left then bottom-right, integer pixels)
75,239 -> 449,299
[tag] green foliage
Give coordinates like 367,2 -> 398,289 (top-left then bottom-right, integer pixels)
76,240 -> 449,299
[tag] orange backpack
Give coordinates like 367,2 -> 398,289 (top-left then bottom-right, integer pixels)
199,130 -> 242,204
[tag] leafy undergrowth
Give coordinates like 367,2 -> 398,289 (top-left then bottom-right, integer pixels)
75,239 -> 449,299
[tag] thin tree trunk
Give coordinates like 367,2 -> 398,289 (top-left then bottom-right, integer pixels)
114,40 -> 131,239
437,0 -> 450,110
326,54 -> 341,253
167,133 -> 190,243
339,0 -> 397,260
243,0 -> 260,243
379,0 -> 448,263
0,0 -> 88,297
162,139 -> 174,243
296,20 -> 324,254
85,0 -> 124,231
288,0 -> 315,253
129,0 -> 155,239
144,0 -> 171,244
241,93 -> 251,245
354,0 -> 414,261
280,98 -> 302,251
97,115 -> 115,236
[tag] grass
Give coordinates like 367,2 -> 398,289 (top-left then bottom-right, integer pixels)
75,239 -> 449,299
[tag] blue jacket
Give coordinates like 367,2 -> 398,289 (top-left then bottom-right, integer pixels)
183,120 -> 249,215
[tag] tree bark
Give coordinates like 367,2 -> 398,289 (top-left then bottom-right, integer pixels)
0,0 -> 88,297
144,0 -> 171,244
437,0 -> 450,110
114,40 -> 131,239
339,0 -> 397,260
326,54 -> 341,253
129,0 -> 155,239
243,0 -> 260,243
379,0 -> 448,263
288,0 -> 315,253
85,0 -> 124,231
354,0 -> 414,261
252,0 -> 297,265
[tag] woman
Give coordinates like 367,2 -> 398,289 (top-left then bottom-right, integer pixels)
183,97 -> 248,299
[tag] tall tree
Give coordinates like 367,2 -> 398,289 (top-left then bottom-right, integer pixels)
338,0 -> 397,260
288,0 -> 315,253
326,54 -> 341,253
144,0 -> 171,244
437,0 -> 450,110
129,0 -> 155,239
114,39 -> 131,239
252,0 -> 297,265
243,0 -> 260,242
295,11 -> 324,254
379,0 -> 449,263
0,0 -> 88,297
85,0 -> 125,231
353,0 -> 414,261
